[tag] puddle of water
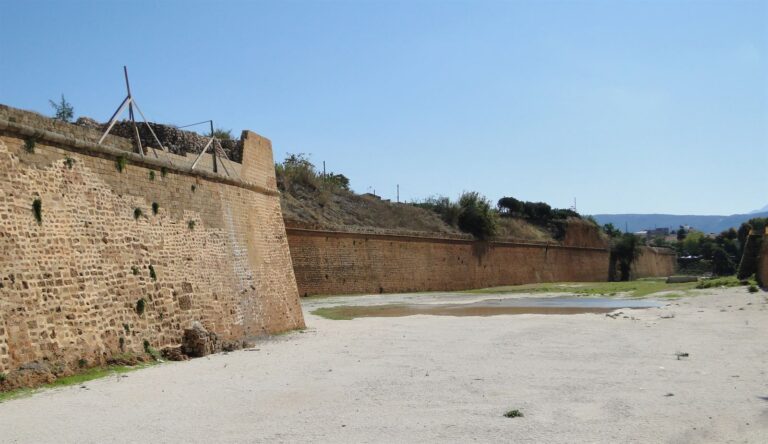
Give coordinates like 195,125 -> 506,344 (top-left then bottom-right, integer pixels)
314,297 -> 660,319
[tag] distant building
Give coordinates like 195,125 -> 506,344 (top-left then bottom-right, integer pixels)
646,227 -> 669,237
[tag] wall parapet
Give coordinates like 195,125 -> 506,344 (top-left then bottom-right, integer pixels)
0,116 -> 278,197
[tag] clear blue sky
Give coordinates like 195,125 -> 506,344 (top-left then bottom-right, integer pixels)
1,0 -> 766,215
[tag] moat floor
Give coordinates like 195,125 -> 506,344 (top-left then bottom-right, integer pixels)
1,287 -> 767,443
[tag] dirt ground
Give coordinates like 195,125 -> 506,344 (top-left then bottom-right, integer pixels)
1,286 -> 767,443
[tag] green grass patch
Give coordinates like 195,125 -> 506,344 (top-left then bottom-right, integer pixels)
311,307 -> 355,320
504,409 -> 524,418
464,278 -> 699,298
695,276 -> 756,289
0,363 -> 155,403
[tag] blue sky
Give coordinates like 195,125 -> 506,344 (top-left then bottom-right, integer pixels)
1,0 -> 765,215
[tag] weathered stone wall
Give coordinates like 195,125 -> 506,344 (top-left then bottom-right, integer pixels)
630,246 -> 677,279
0,105 -> 304,378
758,235 -> 768,287
287,228 -> 612,296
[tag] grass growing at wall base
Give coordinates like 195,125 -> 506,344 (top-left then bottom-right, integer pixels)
311,307 -> 355,320
464,278 -> 700,298
0,363 -> 157,404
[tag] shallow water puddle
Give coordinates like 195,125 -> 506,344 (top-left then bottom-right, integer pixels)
314,297 -> 660,319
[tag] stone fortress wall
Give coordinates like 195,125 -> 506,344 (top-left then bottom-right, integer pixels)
630,246 -> 678,280
0,104 -> 304,380
286,221 -> 677,297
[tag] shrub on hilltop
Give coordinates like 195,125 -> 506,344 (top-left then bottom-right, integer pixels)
275,153 -> 349,193
413,192 -> 497,240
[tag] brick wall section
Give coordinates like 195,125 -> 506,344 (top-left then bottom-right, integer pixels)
287,228 -> 612,296
0,106 -> 303,375
631,246 -> 677,279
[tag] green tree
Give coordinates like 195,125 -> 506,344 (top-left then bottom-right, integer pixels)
325,172 -> 350,191
49,94 -> 74,122
682,231 -> 705,256
457,192 -> 498,240
602,223 -> 622,239
497,196 -> 524,216
711,246 -> 735,276
613,233 -> 641,281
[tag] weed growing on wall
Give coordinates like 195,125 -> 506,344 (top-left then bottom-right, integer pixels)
23,136 -> 37,153
136,298 -> 146,316
133,208 -> 143,220
123,323 -> 130,333
64,156 -> 75,169
160,167 -> 168,177
32,198 -> 42,224
152,202 -> 159,215
143,340 -> 161,361
78,359 -> 88,368
149,170 -> 155,181
191,184 -> 197,193
0,372 -> 6,383
149,265 -> 157,280
116,156 -> 127,173
119,337 -> 125,351
188,220 -> 196,230
131,266 -> 139,275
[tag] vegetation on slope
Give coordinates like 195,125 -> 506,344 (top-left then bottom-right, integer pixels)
276,154 -> 466,235
276,153 -> 602,243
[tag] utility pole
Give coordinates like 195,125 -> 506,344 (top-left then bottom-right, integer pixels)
397,184 -> 400,203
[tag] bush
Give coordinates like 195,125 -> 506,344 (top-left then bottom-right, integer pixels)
24,136 -> 37,153
115,156 -> 127,173
32,198 -> 42,224
748,285 -> 759,293
412,196 -> 461,227
457,192 -> 498,240
211,128 -> 233,140
136,298 -> 146,316
275,153 -> 319,191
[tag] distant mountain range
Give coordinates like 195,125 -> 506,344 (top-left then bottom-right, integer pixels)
750,204 -> 768,214
592,211 -> 768,234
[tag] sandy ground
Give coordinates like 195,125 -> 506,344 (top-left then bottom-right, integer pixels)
1,286 -> 767,443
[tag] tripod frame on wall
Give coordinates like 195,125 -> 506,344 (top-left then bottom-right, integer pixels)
98,66 -> 168,160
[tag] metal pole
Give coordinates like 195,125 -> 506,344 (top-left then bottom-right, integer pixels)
191,138 -> 214,169
98,96 -> 131,144
133,99 -> 168,152
210,120 -> 217,173
124,66 -> 144,158
397,184 -> 399,203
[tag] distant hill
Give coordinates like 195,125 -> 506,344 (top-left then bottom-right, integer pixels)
592,212 -> 768,234
751,204 -> 768,214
